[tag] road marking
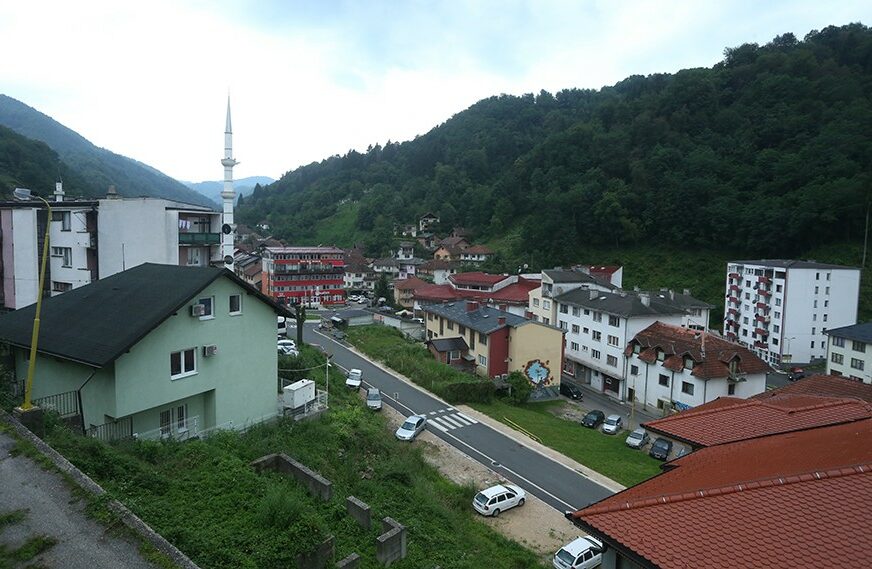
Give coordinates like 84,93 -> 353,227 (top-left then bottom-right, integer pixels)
428,419 -> 449,433
456,412 -> 478,424
438,415 -> 464,429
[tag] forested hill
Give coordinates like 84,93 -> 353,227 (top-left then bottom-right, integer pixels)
0,124 -> 95,196
0,95 -> 215,208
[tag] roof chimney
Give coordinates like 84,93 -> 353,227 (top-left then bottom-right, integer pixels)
683,288 -> 691,296
54,181 -> 65,202
106,185 -> 119,199
498,316 -> 506,326
466,300 -> 479,312
639,292 -> 650,307
589,290 -> 599,300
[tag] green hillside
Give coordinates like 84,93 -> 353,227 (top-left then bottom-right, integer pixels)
0,124 -> 94,197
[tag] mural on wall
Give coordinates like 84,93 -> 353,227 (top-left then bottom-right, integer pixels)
523,359 -> 554,387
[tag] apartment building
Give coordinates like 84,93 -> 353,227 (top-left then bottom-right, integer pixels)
0,190 -> 222,310
555,288 -> 712,401
528,268 -> 617,325
723,260 -> 860,365
261,246 -> 345,307
824,322 -> 872,383
415,272 -> 540,316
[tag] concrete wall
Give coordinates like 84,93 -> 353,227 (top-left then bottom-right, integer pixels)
7,208 -> 39,309
508,322 -> 564,389
97,199 -> 174,276
250,453 -> 333,501
346,496 -> 371,529
295,535 -> 335,569
375,517 -> 407,566
335,553 -> 360,568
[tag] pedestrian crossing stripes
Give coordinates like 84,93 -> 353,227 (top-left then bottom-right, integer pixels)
427,409 -> 478,432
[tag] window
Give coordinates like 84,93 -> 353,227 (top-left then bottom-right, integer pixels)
832,336 -> 845,347
743,317 -> 749,324
160,409 -> 172,436
812,314 -> 817,322
816,272 -> 820,280
570,341 -> 579,351
773,324 -> 780,333
583,309 -> 590,315
608,315 -> 620,327
657,350 -> 665,361
684,357 -> 693,369
745,280 -> 751,287
823,314 -> 828,322
607,335 -> 619,347
51,281 -> 72,292
831,353 -> 844,365
659,374 -> 669,386
177,404 -> 188,430
850,358 -> 865,371
449,350 -> 459,361
606,355 -> 618,367
728,383 -> 736,395
51,246 -> 72,267
447,321 -> 454,330
593,311 -> 602,323
810,341 -> 815,349
479,333 -> 487,345
592,330 -> 601,342
774,311 -> 781,319
572,307 -> 580,317
559,304 -> 568,314
571,324 -> 580,334
775,298 -> 782,306
591,349 -> 601,359
824,300 -> 829,308
478,354 -> 487,366
811,327 -> 816,335
813,300 -> 818,308
630,364 -> 639,375
814,286 -> 819,294
776,284 -> 782,293
583,327 -> 589,334
825,287 -> 830,295
459,325 -> 466,335
744,293 -> 750,300
229,294 -> 242,315
681,382 -> 694,395
543,300 -> 550,310
52,210 -> 71,231
559,321 -> 568,330
197,297 -> 214,319
533,298 -> 539,307
170,348 -> 196,379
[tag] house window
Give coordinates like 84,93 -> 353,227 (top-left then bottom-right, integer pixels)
833,337 -> 845,347
449,350 -> 460,361
52,210 -> 71,231
584,309 -> 590,315
657,350 -> 665,361
447,321 -> 454,330
607,335 -> 619,347
775,298 -> 782,306
591,349 -> 601,359
811,327 -> 816,335
684,357 -> 693,369
583,327 -> 589,334
572,307 -> 580,317
593,311 -> 602,323
776,284 -> 782,292
728,383 -> 736,395
592,330 -> 602,342
814,286 -> 819,294
825,287 -> 830,295
533,298 -> 539,307
681,382 -> 694,395
479,333 -> 487,345
571,324 -> 580,334
51,281 -> 72,292
170,348 -> 197,379
570,342 -> 579,351
851,358 -> 865,371
852,341 -> 865,353
543,300 -> 550,310
51,246 -> 72,267
659,374 -> 669,386
459,325 -> 466,335
823,314 -> 828,322
559,321 -> 568,330
160,409 -> 172,436
831,353 -> 844,365
606,355 -> 618,367
177,404 -> 188,431
773,324 -> 780,333
774,311 -> 781,319
229,294 -> 242,315
630,364 -> 639,375
744,293 -> 750,300
559,304 -> 568,314
608,315 -> 620,327
478,354 -> 487,366
633,344 -> 641,354
197,297 -> 214,319
810,341 -> 815,349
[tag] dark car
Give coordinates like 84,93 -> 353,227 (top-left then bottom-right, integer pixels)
581,410 -> 605,428
649,437 -> 673,460
560,383 -> 584,400
787,367 -> 807,381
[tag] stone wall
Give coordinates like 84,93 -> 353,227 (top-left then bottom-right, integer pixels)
250,453 -> 333,501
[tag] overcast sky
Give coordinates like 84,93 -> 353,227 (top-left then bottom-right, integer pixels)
2,1 -> 870,183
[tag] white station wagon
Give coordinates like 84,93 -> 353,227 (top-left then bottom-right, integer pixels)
472,483 -> 526,517
553,535 -> 603,569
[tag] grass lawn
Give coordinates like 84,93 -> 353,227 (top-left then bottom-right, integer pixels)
470,399 -> 662,487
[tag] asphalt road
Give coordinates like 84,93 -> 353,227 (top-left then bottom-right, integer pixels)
301,323 -> 614,513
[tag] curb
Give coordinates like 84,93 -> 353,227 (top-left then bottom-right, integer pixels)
0,410 -> 200,569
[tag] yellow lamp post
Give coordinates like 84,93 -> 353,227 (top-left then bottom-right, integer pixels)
12,188 -> 52,411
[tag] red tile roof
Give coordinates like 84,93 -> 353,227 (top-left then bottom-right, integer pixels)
464,245 -> 493,255
449,272 -> 507,286
392,276 -> 428,291
570,419 -> 872,569
627,321 -> 770,380
643,394 -> 872,447
414,283 -> 458,302
413,277 -> 538,306
752,374 -> 872,403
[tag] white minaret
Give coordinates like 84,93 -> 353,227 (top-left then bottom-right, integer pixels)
220,97 -> 238,269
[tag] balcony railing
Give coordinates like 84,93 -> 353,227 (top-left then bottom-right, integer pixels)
33,390 -> 80,418
179,232 -> 221,245
88,416 -> 134,442
729,272 -> 740,279
134,416 -> 201,442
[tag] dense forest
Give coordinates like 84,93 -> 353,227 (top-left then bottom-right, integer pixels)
239,24 -> 872,267
0,124 -> 94,197
0,95 -> 214,207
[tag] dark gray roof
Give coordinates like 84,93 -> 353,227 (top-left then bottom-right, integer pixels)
825,322 -> 872,343
544,269 -> 617,290
732,259 -> 858,270
640,290 -> 715,310
429,337 -> 469,352
0,263 -> 292,368
422,302 -> 528,334
554,289 -> 690,318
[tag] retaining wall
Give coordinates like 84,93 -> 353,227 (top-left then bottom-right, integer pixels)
345,496 -> 371,529
375,516 -> 407,566
250,452 -> 333,501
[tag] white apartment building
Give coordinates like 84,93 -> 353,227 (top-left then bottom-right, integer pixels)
555,288 -> 713,401
528,269 -> 616,325
825,322 -> 872,383
0,192 -> 222,309
723,260 -> 860,365
626,322 -> 769,414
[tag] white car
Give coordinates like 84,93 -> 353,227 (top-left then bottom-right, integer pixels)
277,339 -> 297,356
625,427 -> 650,449
602,414 -> 624,435
345,368 -> 362,390
553,535 -> 603,569
395,415 -> 426,441
472,484 -> 526,517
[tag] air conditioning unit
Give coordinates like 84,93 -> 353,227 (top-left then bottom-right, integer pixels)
191,304 -> 206,317
203,344 -> 218,357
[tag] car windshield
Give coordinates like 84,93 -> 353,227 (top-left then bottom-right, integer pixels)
628,432 -> 641,440
555,549 -> 575,564
401,420 -> 417,431
606,417 -> 618,425
367,392 -> 380,401
585,412 -> 598,420
474,492 -> 488,505
654,440 -> 668,449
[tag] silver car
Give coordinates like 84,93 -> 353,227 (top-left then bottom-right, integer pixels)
395,415 -> 426,441
602,414 -> 623,434
625,427 -> 650,449
366,388 -> 382,411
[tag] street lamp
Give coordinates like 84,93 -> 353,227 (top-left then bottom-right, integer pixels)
12,188 -> 52,411
784,336 -> 797,365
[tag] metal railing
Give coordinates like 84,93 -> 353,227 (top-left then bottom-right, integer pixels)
33,390 -> 80,418
178,232 -> 221,245
88,416 -> 134,443
133,416 -> 201,442
281,389 -> 328,420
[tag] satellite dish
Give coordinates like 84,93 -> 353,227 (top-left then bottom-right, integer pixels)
223,255 -> 233,265
222,223 -> 233,235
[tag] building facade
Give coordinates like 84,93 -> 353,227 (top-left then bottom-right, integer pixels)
261,246 -> 345,306
825,322 -> 872,383
723,260 -> 860,365
528,268 -> 617,325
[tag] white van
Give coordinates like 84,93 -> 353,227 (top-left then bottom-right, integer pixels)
277,316 -> 287,337
553,536 -> 603,569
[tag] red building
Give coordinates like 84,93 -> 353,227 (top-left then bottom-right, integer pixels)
261,246 -> 345,306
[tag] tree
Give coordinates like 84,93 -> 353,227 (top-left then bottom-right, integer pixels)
506,371 -> 532,404
374,273 -> 391,305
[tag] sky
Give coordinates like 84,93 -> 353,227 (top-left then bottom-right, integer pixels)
1,1 -> 870,183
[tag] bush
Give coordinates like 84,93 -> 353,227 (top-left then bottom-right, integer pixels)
439,380 -> 495,404
505,371 -> 532,404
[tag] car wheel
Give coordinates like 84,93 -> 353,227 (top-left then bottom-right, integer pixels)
492,508 -> 500,517
518,498 -> 525,507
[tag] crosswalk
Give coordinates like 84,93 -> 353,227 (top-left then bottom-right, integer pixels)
426,407 -> 478,432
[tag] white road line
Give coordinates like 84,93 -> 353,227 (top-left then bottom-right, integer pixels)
439,415 -> 465,429
429,416 -> 456,430
448,414 -> 472,427
456,412 -> 478,424
428,419 -> 449,433
429,411 -> 438,415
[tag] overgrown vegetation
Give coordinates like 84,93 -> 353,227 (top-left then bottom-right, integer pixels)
41,345 -> 542,568
0,508 -> 57,567
346,325 -> 495,403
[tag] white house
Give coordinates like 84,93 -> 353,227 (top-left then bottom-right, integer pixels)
626,321 -> 769,413
554,288 -> 713,401
824,322 -> 872,383
723,260 -> 860,365
528,268 -> 617,325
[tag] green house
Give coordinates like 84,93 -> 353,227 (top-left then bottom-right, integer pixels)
0,263 -> 292,440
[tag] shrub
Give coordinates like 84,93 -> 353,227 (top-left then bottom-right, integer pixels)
505,371 -> 532,404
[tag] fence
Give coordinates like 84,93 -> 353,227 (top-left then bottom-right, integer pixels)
133,416 -> 201,442
33,390 -> 80,418
88,416 -> 134,443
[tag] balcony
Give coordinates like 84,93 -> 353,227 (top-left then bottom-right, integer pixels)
759,289 -> 771,297
729,284 -> 740,292
728,296 -> 739,304
758,275 -> 771,285
754,341 -> 768,349
727,307 -> 738,316
755,327 -> 768,336
273,266 -> 345,276
179,232 -> 221,245
756,301 -> 768,310
755,314 -> 767,322
728,272 -> 740,279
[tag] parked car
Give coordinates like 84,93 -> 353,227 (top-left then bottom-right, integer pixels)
366,388 -> 382,411
333,329 -> 347,340
345,368 -> 362,390
788,367 -> 807,381
649,437 -> 673,460
553,535 -> 603,569
277,339 -> 298,356
472,484 -> 526,517
625,427 -> 650,449
581,409 -> 605,428
602,414 -> 624,434
395,415 -> 427,441
560,382 -> 584,400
